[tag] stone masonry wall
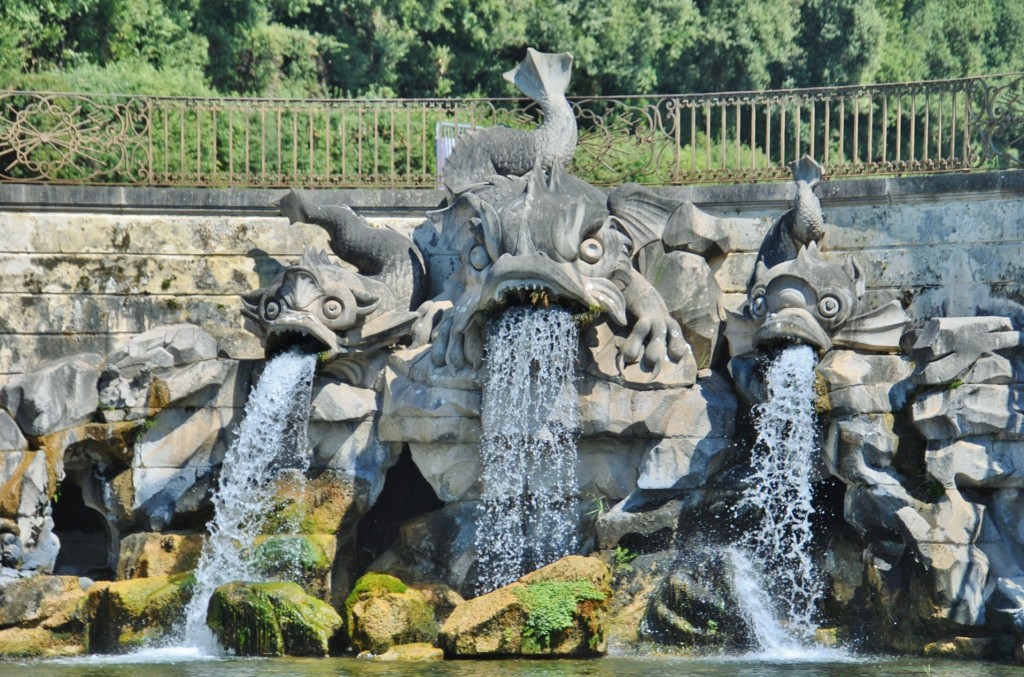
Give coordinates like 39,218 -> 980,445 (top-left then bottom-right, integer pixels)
1,172 -> 1023,384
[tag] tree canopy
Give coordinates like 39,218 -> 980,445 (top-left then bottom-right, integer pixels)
3,0 -> 1023,97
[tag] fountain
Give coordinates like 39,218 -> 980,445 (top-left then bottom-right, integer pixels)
4,47 -> 1024,667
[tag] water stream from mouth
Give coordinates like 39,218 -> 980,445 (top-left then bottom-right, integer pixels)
181,350 -> 316,652
474,306 -> 580,593
731,344 -> 823,648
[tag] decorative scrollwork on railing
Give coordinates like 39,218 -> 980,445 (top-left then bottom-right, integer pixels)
0,74 -> 1020,188
967,73 -> 1024,169
0,93 -> 150,183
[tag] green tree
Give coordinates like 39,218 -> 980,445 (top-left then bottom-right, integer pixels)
795,0 -> 885,86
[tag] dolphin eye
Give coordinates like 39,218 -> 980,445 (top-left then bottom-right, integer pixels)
750,293 -> 768,319
264,300 -> 281,320
818,294 -> 841,318
579,237 -> 604,264
469,244 -> 490,271
322,298 -> 344,320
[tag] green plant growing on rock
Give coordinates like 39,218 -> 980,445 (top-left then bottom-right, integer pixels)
585,493 -> 607,518
612,546 -> 638,576
513,580 -> 606,650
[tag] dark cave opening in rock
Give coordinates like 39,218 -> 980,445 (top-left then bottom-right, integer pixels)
52,479 -> 113,579
356,446 -> 444,572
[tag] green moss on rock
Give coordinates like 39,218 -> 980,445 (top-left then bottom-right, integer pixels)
345,572 -> 408,618
85,573 -> 195,653
0,627 -> 83,658
439,556 -> 611,657
253,534 -> 335,601
206,581 -> 342,656
345,573 -> 436,654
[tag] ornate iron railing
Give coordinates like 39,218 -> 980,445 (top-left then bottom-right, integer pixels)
1,73 -> 1021,188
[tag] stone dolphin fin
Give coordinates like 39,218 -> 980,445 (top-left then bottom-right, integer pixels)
832,300 -> 912,352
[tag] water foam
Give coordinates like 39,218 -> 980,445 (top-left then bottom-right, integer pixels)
474,306 -> 580,593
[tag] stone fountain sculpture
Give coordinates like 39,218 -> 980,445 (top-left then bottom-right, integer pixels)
6,47 -> 1024,660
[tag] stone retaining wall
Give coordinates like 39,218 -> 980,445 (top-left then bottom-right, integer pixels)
2,172 -> 1022,381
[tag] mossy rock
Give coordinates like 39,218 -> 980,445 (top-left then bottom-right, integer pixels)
0,627 -> 83,658
116,532 -> 202,579
374,642 -> 445,661
345,572 -> 437,654
206,581 -> 342,656
262,471 -> 361,535
85,572 -> 195,653
253,534 -> 335,601
439,556 -> 611,657
643,556 -> 750,651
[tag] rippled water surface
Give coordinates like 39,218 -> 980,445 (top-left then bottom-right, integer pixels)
3,652 -> 1021,677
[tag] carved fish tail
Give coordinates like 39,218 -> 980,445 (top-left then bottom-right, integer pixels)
788,156 -> 823,188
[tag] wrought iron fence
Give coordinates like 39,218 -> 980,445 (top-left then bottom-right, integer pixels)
0,73 -> 1021,188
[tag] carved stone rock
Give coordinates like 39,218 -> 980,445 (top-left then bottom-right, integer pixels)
1,354 -> 102,436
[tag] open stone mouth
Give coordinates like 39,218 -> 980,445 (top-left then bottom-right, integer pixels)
265,328 -> 332,358
487,282 -> 593,319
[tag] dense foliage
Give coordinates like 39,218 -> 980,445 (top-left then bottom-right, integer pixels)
2,0 -> 1023,98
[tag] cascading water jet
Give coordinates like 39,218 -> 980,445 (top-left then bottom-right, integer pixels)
181,350 -> 317,652
474,306 -> 581,593
731,344 -> 822,648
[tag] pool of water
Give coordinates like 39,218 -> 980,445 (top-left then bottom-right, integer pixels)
2,650 -> 1020,677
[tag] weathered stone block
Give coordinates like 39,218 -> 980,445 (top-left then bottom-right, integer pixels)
912,317 -> 1022,386
926,439 -> 1024,489
913,384 -> 1024,440
408,443 -> 480,502
0,410 -> 26,451
818,351 -> 914,388
824,415 -> 903,487
345,573 -> 438,654
636,437 -> 734,490
0,574 -> 86,628
1,353 -> 101,436
253,534 -> 336,602
580,373 -> 737,440
379,369 -> 481,444
310,381 -> 378,422
85,573 -> 195,653
439,556 -> 609,657
116,533 -> 202,579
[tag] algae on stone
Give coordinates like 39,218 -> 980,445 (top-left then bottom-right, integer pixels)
206,581 -> 342,657
253,534 -> 335,601
345,572 -> 437,654
85,572 -> 195,653
0,626 -> 83,658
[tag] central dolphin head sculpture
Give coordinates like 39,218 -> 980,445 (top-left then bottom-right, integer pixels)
424,164 -> 638,369
471,166 -> 632,322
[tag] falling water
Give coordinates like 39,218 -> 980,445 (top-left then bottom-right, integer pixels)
181,350 -> 317,651
732,344 -> 822,646
475,306 -> 580,593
